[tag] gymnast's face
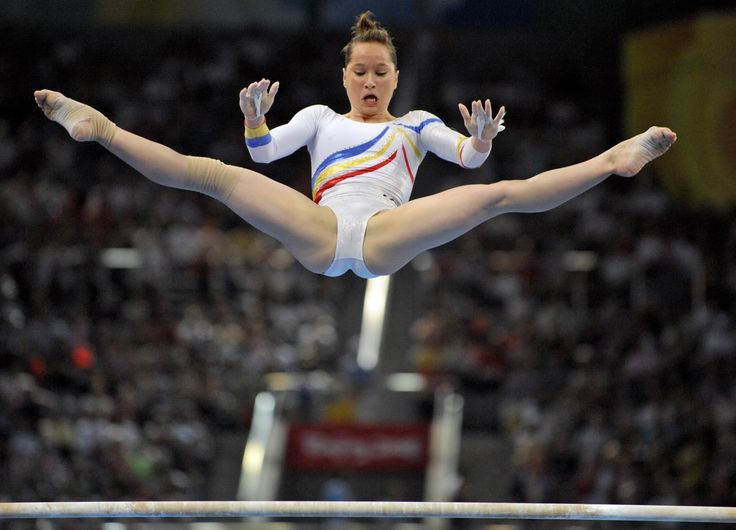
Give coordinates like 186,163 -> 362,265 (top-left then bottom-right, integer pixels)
343,42 -> 399,122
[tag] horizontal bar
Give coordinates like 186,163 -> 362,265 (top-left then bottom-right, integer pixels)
0,501 -> 735,523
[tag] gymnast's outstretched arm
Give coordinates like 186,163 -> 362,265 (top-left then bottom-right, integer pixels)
239,79 -> 324,164
418,99 -> 506,169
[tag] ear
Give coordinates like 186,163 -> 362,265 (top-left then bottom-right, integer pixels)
395,69 -> 400,88
342,67 -> 347,87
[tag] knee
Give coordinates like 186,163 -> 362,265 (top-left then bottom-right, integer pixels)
186,156 -> 239,200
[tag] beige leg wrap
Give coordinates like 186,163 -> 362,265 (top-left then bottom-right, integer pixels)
185,156 -> 240,201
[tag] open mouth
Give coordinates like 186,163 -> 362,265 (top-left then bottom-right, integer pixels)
363,95 -> 378,103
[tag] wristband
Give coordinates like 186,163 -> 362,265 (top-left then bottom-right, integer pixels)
244,121 -> 269,138
244,120 -> 272,148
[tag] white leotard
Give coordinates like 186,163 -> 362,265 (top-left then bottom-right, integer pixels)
245,105 -> 489,277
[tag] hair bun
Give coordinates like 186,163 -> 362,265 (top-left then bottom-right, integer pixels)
352,11 -> 379,36
341,10 -> 397,68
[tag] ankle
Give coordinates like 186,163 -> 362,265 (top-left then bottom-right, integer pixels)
95,115 -> 117,147
599,148 -> 618,176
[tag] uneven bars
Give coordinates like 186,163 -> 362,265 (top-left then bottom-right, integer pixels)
0,501 -> 735,523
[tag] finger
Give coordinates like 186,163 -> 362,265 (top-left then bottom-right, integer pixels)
469,100 -> 480,123
484,99 -> 492,117
268,81 -> 280,97
457,103 -> 470,121
495,106 -> 507,132
494,105 -> 506,122
475,100 -> 485,119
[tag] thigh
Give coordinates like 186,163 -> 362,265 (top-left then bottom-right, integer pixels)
363,183 -> 509,274
223,165 -> 337,273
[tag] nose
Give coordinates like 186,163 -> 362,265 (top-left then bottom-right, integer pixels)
364,74 -> 376,88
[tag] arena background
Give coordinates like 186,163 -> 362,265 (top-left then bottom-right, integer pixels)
1,1 -> 735,529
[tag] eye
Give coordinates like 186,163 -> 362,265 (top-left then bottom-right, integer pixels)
376,71 -> 387,77
354,71 -> 366,76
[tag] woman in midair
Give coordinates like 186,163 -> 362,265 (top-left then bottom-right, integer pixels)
35,11 -> 676,278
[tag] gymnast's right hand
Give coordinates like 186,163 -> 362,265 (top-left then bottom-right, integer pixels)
240,78 -> 279,126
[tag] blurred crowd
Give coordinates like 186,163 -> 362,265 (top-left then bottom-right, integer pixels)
408,98 -> 736,505
1,22 -> 735,511
0,27 -> 347,502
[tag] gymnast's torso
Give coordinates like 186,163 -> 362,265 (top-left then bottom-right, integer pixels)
245,105 -> 489,207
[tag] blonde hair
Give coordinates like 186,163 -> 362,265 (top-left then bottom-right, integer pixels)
341,11 -> 397,68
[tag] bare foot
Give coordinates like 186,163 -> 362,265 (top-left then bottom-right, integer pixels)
610,126 -> 677,177
34,89 -> 115,144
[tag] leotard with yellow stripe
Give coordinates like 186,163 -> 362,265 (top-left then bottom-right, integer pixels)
244,105 -> 490,277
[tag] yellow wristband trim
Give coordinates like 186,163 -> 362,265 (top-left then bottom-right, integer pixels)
244,121 -> 270,139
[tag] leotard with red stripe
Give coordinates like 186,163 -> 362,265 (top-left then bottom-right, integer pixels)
245,104 -> 489,206
244,105 -> 490,277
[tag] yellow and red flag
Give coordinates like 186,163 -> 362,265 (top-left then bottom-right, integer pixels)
624,10 -> 736,208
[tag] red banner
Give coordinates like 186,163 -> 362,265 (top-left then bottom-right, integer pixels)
287,424 -> 429,470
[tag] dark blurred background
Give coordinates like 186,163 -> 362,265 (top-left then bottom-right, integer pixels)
1,1 -> 735,529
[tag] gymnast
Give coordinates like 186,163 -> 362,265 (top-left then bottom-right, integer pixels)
34,11 -> 676,279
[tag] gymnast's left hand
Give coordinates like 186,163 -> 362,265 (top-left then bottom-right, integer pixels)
240,78 -> 280,124
458,99 -> 506,143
